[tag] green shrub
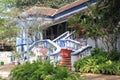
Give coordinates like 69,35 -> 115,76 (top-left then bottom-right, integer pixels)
91,48 -> 107,56
74,48 -> 120,75
10,61 -> 82,80
99,61 -> 120,75
0,78 -> 6,80
109,50 -> 120,61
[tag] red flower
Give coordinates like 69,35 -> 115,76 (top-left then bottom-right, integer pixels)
75,23 -> 80,27
81,28 -> 86,32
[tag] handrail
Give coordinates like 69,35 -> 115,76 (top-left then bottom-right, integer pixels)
63,31 -> 76,39
71,45 -> 92,56
53,31 -> 69,43
60,39 -> 81,51
59,39 -> 92,56
28,39 -> 61,56
71,44 -> 92,71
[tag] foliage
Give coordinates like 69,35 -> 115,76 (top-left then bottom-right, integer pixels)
74,48 -> 120,75
10,61 -> 82,80
68,3 -> 105,47
108,50 -> 120,61
91,48 -> 107,56
0,1 -> 19,40
0,78 -> 6,80
10,0 -> 76,9
97,0 -> 120,52
68,0 -> 120,51
0,0 -> 20,51
0,17 -> 19,50
0,18 -> 19,41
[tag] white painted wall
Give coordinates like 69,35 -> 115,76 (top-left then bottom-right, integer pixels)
86,37 -> 120,52
0,52 -> 12,64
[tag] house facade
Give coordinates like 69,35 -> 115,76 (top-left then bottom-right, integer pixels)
16,0 -> 97,53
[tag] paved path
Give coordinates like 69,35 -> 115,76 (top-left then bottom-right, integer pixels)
0,64 -> 14,72
0,64 -> 14,79
82,73 -> 120,80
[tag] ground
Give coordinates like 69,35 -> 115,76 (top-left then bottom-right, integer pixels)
82,73 -> 120,80
0,64 -> 120,80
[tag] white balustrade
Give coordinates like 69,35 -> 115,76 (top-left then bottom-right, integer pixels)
71,45 -> 92,71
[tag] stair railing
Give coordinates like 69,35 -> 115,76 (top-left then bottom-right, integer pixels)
60,39 -> 81,51
71,45 -> 92,71
27,39 -> 61,65
53,31 -> 69,45
63,31 -> 76,40
28,39 -> 61,56
59,39 -> 92,71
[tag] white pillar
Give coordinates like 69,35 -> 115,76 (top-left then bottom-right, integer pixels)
71,55 -> 78,71
40,31 -> 43,40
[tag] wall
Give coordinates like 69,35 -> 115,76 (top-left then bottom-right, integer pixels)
0,52 -> 12,64
86,37 -> 120,52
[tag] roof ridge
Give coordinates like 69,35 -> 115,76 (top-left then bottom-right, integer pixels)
55,0 -> 88,15
21,0 -> 89,17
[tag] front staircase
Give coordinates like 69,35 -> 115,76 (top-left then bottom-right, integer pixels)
25,31 -> 92,71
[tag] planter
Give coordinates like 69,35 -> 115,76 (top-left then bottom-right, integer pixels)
59,61 -> 71,65
59,49 -> 74,71
60,49 -> 72,58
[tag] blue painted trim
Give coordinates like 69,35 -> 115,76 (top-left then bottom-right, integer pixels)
16,44 -> 27,47
54,3 -> 86,19
49,52 -> 60,56
28,39 -> 61,56
60,39 -> 81,51
89,0 -> 98,3
71,46 -> 92,56
53,0 -> 97,20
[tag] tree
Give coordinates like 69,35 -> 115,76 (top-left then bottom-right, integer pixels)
69,0 -> 120,52
15,0 -> 75,9
96,0 -> 120,52
0,0 -> 19,50
69,4 -> 103,48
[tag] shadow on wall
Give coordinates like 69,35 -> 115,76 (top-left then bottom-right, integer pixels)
0,43 -> 13,51
87,37 -> 120,52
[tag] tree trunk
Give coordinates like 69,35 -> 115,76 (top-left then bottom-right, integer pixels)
94,38 -> 98,48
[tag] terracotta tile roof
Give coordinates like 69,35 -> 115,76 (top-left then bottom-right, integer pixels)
25,6 -> 58,16
56,0 -> 88,14
21,0 -> 89,17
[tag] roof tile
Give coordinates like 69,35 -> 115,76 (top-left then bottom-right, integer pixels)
26,6 -> 58,16
21,0 -> 88,17
56,0 -> 88,14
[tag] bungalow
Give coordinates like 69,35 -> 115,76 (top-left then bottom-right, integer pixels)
16,0 -> 97,52
16,0 -> 97,70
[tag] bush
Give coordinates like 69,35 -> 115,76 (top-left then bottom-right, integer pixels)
74,48 -> 120,75
108,50 -> 120,61
0,78 -> 5,80
10,61 -> 82,80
